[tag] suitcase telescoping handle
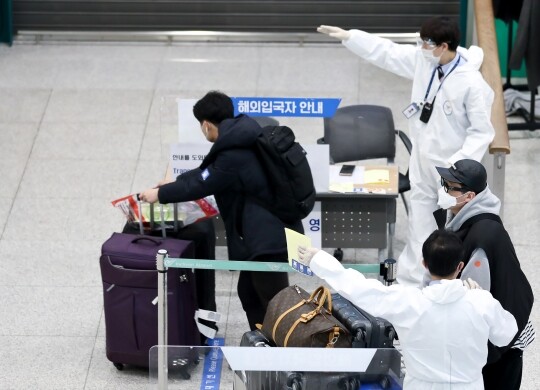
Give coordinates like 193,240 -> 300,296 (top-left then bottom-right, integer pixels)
136,195 -> 179,238
157,203 -> 181,234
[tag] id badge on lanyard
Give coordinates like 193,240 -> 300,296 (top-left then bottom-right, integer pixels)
402,102 -> 421,119
402,56 -> 461,121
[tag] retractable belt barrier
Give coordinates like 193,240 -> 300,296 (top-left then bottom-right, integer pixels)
164,257 -> 381,274
155,251 -> 396,389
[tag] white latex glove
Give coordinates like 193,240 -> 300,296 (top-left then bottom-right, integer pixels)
297,246 -> 320,266
317,25 -> 351,41
463,278 -> 482,290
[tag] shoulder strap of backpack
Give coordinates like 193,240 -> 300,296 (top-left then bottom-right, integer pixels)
458,213 -> 502,231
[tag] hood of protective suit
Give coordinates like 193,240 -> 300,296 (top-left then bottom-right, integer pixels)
455,45 -> 484,73
446,185 -> 501,231
422,279 -> 465,304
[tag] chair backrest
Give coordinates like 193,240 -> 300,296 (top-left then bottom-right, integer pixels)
323,105 -> 396,163
253,116 -> 279,127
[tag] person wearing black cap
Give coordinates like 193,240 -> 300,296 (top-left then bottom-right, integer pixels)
434,159 -> 535,390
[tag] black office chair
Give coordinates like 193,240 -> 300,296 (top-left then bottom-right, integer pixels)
318,104 -> 412,214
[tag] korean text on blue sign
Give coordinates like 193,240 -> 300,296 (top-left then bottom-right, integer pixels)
232,97 -> 341,117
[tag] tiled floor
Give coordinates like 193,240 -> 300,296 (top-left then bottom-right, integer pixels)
0,39 -> 538,389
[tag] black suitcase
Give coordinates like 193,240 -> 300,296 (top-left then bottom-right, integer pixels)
331,293 -> 402,388
331,293 -> 396,349
280,372 -> 361,390
240,330 -> 273,389
241,329 -> 274,348
239,330 -> 362,390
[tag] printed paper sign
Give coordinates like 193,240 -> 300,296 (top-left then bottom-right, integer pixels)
169,143 -> 212,177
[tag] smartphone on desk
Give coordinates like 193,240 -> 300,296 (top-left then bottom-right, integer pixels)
339,164 -> 356,176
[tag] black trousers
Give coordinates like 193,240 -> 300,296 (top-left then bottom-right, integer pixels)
237,252 -> 289,331
483,348 -> 523,390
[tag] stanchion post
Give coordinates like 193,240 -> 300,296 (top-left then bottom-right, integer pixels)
156,249 -> 168,390
380,258 -> 397,286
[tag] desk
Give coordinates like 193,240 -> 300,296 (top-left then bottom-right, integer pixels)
213,165 -> 398,261
318,165 -> 398,261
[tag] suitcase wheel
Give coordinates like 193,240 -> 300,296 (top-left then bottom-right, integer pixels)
113,363 -> 124,371
287,372 -> 303,390
379,376 -> 390,389
180,370 -> 191,380
338,376 -> 361,390
171,358 -> 192,380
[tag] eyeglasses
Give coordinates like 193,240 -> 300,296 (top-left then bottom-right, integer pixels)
441,179 -> 470,193
416,36 -> 438,49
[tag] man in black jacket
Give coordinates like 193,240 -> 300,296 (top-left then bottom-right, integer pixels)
433,159 -> 534,389
140,91 -> 304,330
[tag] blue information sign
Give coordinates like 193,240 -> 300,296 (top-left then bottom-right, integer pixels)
232,97 -> 341,117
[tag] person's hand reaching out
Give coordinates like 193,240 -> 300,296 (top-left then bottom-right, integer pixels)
463,278 -> 482,290
297,246 -> 320,266
138,188 -> 159,204
317,25 -> 351,41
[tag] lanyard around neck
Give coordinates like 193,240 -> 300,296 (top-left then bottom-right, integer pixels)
423,55 -> 461,102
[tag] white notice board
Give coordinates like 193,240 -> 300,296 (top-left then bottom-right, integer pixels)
177,98 -> 207,143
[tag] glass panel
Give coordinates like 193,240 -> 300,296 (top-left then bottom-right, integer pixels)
149,345 -> 404,389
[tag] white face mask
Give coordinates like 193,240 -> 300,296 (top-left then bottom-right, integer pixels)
422,47 -> 442,65
437,187 -> 469,209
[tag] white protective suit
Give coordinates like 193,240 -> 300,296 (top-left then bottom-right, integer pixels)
342,30 -> 495,286
310,250 -> 517,390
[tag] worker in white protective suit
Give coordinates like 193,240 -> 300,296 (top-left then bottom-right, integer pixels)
297,229 -> 517,390
318,17 -> 495,286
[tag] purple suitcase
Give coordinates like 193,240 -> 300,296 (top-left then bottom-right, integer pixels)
100,232 -> 199,371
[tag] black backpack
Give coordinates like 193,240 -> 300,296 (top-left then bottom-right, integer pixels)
253,125 -> 316,223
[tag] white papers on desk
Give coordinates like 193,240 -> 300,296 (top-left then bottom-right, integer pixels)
328,166 -> 390,193
329,165 -> 363,193
328,182 -> 354,193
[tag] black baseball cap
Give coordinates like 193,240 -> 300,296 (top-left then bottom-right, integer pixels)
436,159 -> 487,194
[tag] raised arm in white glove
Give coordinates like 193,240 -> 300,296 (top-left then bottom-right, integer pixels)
317,25 -> 351,41
297,246 -> 320,266
463,278 -> 482,290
